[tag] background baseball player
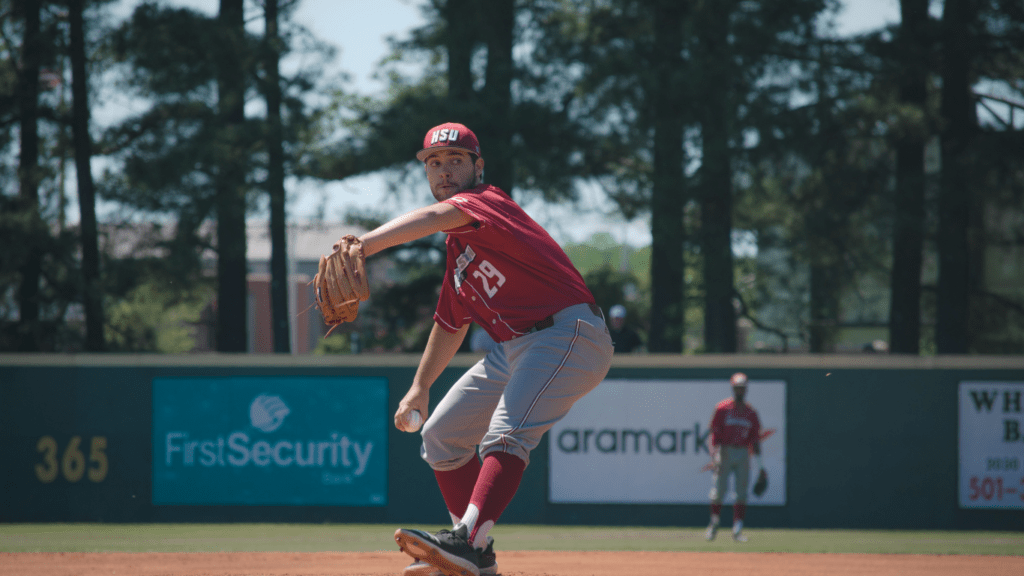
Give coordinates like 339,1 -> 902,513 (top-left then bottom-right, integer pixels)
706,372 -> 766,542
348,122 -> 613,576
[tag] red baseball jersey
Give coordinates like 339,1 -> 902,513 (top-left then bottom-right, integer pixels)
434,185 -> 595,342
710,398 -> 762,448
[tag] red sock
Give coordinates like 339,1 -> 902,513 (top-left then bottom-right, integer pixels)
710,503 -> 722,516
434,456 -> 481,522
468,452 -> 526,543
734,503 -> 747,522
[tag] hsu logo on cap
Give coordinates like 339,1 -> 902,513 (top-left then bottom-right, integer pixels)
430,128 -> 460,144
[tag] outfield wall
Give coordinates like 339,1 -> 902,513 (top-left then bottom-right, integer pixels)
1,354 -> 1021,530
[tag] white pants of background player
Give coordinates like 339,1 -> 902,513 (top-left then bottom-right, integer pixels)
711,445 -> 752,505
709,444 -> 752,535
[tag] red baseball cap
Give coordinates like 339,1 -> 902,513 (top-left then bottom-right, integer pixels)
416,122 -> 482,162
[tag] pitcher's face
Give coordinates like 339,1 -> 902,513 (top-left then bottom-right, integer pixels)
424,149 -> 483,201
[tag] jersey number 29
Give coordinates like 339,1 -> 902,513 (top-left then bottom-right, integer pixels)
473,260 -> 506,297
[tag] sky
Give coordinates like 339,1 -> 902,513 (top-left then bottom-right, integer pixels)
97,0 -> 903,248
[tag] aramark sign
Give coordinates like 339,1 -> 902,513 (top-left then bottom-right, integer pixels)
152,376 -> 388,506
549,379 -> 787,505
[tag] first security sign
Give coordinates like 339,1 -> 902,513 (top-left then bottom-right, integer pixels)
152,376 -> 387,506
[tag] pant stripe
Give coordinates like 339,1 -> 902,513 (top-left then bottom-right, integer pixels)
499,319 -> 582,452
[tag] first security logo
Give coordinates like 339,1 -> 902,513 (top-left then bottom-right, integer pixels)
152,376 -> 387,506
250,394 -> 290,433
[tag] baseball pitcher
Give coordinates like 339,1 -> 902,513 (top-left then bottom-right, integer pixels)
330,122 -> 613,576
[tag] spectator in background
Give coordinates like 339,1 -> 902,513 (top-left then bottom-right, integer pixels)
608,305 -> 643,353
862,339 -> 889,353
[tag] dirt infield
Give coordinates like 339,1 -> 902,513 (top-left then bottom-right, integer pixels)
3,550 -> 1023,576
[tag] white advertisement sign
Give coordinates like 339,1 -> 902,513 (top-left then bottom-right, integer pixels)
958,381 -> 1024,509
549,379 -> 786,505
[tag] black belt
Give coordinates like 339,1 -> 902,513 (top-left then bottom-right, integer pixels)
528,303 -> 602,334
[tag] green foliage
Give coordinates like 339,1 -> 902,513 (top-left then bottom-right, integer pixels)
730,44 -> 902,351
565,234 -> 650,311
314,332 -> 352,355
582,266 -> 642,312
342,208 -> 390,232
100,242 -> 215,353
2,0 -> 1021,354
100,5 -> 246,220
0,199 -> 90,351
99,1 -> 333,224
564,233 -> 653,342
367,236 -> 447,352
303,83 -> 446,182
564,233 -> 649,278
104,280 -> 212,353
308,0 -> 596,205
106,4 -> 223,95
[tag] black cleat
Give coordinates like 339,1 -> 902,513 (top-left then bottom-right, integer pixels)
478,537 -> 497,575
402,537 -> 497,576
395,525 -> 482,576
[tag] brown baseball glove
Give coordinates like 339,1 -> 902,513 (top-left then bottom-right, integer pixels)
752,468 -> 768,497
314,235 -> 369,335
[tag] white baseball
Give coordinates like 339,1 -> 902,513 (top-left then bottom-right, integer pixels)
404,410 -> 423,432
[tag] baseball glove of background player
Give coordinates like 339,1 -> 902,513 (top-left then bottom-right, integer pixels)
314,235 -> 369,335
752,468 -> 769,497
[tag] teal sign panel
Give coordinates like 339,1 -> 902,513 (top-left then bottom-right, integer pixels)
152,376 -> 387,505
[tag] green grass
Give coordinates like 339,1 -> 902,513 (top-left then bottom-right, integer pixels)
1,524 -> 1022,556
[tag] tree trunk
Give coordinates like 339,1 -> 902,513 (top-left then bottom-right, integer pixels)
481,0 -> 514,195
888,0 -> 929,355
70,0 -> 105,352
17,0 -> 42,351
264,0 -> 290,353
809,263 -> 840,352
445,0 -> 475,109
647,1 -> 686,353
936,0 -> 977,354
698,3 -> 736,353
216,0 -> 249,352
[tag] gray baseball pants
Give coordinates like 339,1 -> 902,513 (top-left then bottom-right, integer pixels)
710,445 -> 752,504
421,303 -> 613,470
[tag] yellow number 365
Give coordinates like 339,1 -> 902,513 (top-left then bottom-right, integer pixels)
35,435 -> 108,483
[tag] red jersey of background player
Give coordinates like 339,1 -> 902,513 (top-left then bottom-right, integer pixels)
433,184 -> 595,342
710,398 -> 762,448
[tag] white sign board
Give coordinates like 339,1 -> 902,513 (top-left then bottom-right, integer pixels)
549,379 -> 786,505
958,381 -> 1024,509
